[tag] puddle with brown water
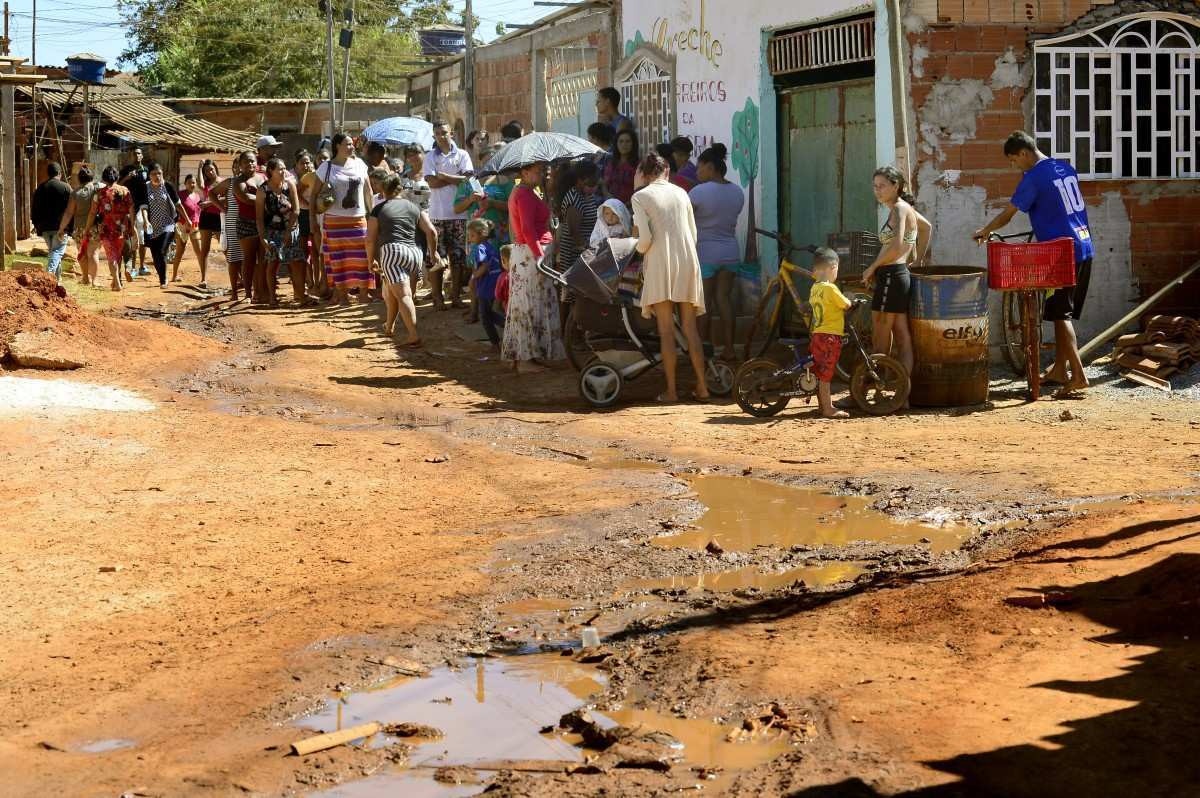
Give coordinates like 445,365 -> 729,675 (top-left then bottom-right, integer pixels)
620,561 -> 867,595
656,475 -> 967,554
303,652 -> 789,796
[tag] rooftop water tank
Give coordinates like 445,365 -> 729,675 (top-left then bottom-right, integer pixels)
65,52 -> 106,84
418,27 -> 466,57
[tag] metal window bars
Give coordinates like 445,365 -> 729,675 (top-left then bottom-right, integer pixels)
1034,12 -> 1200,180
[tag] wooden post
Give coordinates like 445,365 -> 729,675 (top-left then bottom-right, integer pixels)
2,82 -> 16,252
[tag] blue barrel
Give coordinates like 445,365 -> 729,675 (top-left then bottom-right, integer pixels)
908,267 -> 989,407
419,28 -> 466,56
66,53 -> 107,84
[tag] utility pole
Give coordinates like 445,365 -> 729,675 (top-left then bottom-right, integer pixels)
338,0 -> 354,131
324,0 -> 336,137
30,0 -> 33,64
2,2 -> 9,55
464,0 -> 475,133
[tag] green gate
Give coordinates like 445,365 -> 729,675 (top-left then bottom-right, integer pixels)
779,80 -> 877,268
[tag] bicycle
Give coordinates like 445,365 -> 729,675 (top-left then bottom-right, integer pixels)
742,228 -> 874,382
984,232 -> 1076,401
733,296 -> 910,417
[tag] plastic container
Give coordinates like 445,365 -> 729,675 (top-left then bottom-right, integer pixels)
908,266 -> 990,407
580,627 -> 601,649
65,53 -> 107,84
986,237 -> 1076,290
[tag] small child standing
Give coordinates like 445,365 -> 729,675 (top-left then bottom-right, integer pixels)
808,248 -> 853,419
496,244 -> 512,313
467,219 -> 505,348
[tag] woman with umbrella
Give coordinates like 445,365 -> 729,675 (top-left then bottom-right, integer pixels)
502,161 -> 564,372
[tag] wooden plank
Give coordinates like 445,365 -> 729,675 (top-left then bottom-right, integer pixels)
1120,370 -> 1172,391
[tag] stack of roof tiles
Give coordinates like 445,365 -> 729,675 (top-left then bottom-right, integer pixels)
1114,315 -> 1200,390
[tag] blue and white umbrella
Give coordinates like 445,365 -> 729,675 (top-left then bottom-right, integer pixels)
360,117 -> 435,149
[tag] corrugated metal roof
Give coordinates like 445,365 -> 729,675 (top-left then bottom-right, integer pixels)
166,96 -> 407,105
17,79 -> 258,152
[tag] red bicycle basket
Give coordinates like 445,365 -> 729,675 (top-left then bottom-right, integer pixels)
986,237 -> 1077,290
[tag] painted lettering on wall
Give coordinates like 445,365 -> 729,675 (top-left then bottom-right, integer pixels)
651,0 -> 724,69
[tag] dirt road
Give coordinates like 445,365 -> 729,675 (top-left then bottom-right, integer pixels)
1,261 -> 1197,797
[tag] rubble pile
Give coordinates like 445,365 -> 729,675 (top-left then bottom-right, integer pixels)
1114,315 -> 1199,390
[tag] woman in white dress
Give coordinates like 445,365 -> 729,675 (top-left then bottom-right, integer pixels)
631,152 -> 710,403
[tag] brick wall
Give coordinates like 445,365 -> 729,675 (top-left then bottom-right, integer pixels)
475,53 -> 533,137
909,0 -> 1200,313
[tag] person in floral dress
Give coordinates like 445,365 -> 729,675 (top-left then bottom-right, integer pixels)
81,166 -> 135,291
501,162 -> 564,372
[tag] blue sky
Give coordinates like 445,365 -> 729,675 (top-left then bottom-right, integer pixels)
7,0 -> 549,69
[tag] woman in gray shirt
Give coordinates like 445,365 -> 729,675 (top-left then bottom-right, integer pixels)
367,173 -> 442,349
688,143 -> 745,361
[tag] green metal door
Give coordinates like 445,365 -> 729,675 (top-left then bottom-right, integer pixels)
779,80 -> 876,256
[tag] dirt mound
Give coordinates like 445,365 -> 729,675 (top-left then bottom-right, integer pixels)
1,270 -> 224,372
0,271 -> 88,361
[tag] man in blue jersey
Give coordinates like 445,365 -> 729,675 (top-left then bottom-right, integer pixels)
974,131 -> 1094,397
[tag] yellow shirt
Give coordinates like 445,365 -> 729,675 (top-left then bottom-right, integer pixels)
809,280 -> 852,335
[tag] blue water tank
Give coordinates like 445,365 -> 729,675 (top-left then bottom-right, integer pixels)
65,52 -> 106,84
418,28 -> 466,56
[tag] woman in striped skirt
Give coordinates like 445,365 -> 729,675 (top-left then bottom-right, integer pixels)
309,133 -> 373,304
368,173 -> 443,348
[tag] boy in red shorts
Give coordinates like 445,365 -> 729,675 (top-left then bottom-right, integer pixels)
808,248 -> 853,419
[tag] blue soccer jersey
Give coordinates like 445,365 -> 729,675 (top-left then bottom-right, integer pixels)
1011,158 -> 1094,263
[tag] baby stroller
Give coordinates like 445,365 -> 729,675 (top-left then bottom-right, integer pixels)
539,238 -> 735,408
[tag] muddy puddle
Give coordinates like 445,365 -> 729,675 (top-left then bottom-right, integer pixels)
658,475 -> 967,554
620,561 -> 867,595
303,652 -> 789,796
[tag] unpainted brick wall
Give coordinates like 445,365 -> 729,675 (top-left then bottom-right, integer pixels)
910,0 -> 1200,305
474,53 -> 534,137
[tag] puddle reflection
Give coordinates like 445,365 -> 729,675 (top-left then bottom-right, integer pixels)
657,476 -> 966,553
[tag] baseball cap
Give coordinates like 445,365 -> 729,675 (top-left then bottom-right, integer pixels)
256,135 -> 282,148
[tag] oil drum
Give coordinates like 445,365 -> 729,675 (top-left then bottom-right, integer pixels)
908,267 -> 989,406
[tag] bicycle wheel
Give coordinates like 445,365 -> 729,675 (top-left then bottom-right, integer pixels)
1001,291 -> 1046,377
733,358 -> 791,417
742,280 -> 781,362
850,354 -> 910,416
563,305 -> 591,372
836,293 -> 873,382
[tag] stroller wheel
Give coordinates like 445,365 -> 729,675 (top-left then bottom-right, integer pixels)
579,360 -> 623,408
705,360 -> 735,396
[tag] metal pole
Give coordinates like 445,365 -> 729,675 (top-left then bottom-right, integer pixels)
30,0 -> 34,64
325,0 -> 337,136
83,82 -> 90,154
2,2 -> 8,55
464,0 -> 475,133
338,0 -> 354,131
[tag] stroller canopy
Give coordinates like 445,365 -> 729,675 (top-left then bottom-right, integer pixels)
563,238 -> 639,305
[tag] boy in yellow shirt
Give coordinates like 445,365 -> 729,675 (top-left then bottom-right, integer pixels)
808,248 -> 853,419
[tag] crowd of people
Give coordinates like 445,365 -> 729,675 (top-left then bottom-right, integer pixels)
28,81 -> 1093,407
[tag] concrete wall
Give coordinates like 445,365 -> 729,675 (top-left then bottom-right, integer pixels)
905,0 -> 1200,340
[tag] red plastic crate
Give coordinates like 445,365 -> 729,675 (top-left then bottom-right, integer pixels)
986,237 -> 1077,290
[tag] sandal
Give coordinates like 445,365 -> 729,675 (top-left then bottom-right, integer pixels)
1053,385 -> 1087,400
655,393 -> 679,403
690,392 -> 712,403
400,339 -> 424,349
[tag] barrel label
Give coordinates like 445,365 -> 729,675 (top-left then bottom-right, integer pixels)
942,323 -> 987,341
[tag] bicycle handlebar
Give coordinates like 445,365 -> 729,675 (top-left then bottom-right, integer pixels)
754,227 -> 818,256
982,230 -> 1035,243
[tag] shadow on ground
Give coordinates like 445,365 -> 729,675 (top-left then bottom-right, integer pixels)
790,552 -> 1200,797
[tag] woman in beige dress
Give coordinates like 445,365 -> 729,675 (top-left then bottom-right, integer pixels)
631,152 -> 710,403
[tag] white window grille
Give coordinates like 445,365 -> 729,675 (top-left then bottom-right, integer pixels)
1033,12 -> 1200,180
548,70 -> 598,127
615,45 -> 676,146
769,17 -> 875,77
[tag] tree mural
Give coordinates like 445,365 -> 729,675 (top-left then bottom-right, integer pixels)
624,31 -> 647,58
731,97 -> 760,264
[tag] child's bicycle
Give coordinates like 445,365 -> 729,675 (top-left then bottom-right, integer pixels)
733,298 -> 910,417
742,228 -> 875,381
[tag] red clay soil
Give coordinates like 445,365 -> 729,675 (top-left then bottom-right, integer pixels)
0,270 -> 211,368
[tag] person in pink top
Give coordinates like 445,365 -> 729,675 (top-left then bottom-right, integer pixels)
500,161 -> 564,373
169,173 -> 205,284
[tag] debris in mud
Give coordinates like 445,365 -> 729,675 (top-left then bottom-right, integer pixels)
433,765 -> 480,784
382,722 -> 444,739
584,734 -> 684,773
36,740 -> 65,752
1059,410 -> 1075,421
290,722 -> 381,755
559,709 -> 625,749
364,655 -> 428,676
424,454 -> 451,463
704,540 -> 725,556
98,565 -> 124,573
1003,591 -> 1076,609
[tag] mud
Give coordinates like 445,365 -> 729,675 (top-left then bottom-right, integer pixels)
4,253 -> 1199,797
